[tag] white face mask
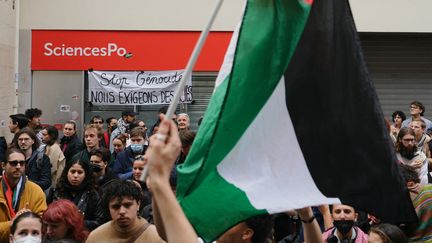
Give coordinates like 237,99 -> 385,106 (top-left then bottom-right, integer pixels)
12,235 -> 42,243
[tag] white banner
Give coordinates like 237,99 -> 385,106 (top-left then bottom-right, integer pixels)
88,70 -> 192,105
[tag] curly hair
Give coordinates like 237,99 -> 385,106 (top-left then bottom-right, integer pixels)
25,108 -> 42,119
101,180 -> 142,220
43,199 -> 89,241
392,110 -> 406,123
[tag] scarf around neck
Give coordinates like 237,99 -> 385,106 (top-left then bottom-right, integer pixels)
1,171 -> 25,218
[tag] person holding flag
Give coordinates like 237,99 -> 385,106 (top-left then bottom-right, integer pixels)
174,0 -> 417,242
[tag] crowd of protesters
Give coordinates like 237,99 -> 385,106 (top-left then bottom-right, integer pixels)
1,101 -> 432,243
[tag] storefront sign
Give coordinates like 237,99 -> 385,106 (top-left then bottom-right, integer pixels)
32,30 -> 232,71
88,70 -> 192,105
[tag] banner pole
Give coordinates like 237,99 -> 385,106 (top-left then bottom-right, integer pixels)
141,0 -> 225,182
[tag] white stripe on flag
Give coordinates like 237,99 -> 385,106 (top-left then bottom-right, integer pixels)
217,77 -> 340,213
214,1 -> 245,89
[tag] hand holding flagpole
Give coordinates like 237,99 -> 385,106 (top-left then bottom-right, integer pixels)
140,0 -> 225,183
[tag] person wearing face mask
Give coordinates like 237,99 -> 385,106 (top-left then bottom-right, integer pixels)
9,212 -> 43,243
89,148 -> 118,195
322,204 -> 368,243
113,127 -> 147,180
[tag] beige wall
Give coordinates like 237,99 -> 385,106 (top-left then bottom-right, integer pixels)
20,0 -> 432,32
350,0 -> 432,32
0,0 -> 17,140
20,0 -> 244,31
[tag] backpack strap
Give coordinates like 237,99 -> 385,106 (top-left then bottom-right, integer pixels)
129,222 -> 151,242
36,149 -> 45,170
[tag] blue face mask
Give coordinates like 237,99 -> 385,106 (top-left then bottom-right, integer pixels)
130,144 -> 144,154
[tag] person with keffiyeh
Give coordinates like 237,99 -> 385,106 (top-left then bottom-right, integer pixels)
0,147 -> 47,242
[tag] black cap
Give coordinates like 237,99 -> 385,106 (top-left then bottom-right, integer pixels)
122,110 -> 138,117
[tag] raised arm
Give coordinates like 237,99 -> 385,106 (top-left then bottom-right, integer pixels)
146,115 -> 198,243
297,207 -> 324,243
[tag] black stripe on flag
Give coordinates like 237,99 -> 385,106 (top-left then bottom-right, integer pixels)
283,0 -> 417,223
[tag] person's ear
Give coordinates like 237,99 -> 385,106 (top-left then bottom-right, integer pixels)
241,228 -> 254,241
354,212 -> 358,222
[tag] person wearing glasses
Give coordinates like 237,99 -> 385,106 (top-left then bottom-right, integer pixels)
13,127 -> 52,191
396,128 -> 428,184
0,147 -> 47,242
402,101 -> 432,131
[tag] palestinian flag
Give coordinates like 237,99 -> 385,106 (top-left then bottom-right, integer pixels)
176,0 -> 417,242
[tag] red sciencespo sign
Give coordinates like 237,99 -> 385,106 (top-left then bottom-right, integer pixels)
31,30 -> 232,71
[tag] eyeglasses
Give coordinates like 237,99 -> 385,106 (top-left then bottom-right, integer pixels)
8,160 -> 26,167
410,106 -> 420,110
92,121 -> 103,124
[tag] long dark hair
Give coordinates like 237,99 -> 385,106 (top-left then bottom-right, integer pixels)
13,127 -> 40,151
44,125 -> 59,146
57,159 -> 94,193
395,127 -> 416,152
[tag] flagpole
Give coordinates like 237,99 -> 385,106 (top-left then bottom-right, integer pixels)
140,0 -> 225,182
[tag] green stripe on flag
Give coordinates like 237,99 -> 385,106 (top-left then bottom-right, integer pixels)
177,0 -> 312,241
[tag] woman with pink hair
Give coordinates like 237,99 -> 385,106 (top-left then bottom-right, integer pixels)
43,199 -> 89,242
